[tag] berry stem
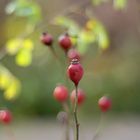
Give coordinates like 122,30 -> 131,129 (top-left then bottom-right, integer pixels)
50,46 -> 63,67
63,102 -> 70,140
4,126 -> 16,140
93,112 -> 104,140
73,84 -> 79,140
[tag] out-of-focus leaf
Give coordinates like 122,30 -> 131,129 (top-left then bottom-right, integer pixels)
98,30 -> 110,50
53,16 -> 80,36
92,0 -> 103,6
6,38 -> 22,55
4,80 -> 21,100
15,49 -> 32,67
0,73 -> 11,89
113,0 -> 127,10
86,19 -> 110,51
5,1 -> 17,14
5,0 -> 41,23
0,65 -> 21,100
77,30 -> 96,54
23,39 -> 34,51
6,38 -> 34,54
86,19 -> 97,30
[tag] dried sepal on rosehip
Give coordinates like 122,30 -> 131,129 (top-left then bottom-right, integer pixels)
40,32 -> 53,46
67,48 -> 81,61
98,96 -> 111,112
70,89 -> 85,105
67,59 -> 84,86
58,33 -> 72,52
53,85 -> 68,103
0,110 -> 12,124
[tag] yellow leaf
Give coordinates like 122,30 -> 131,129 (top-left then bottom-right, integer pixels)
80,29 -> 96,43
98,31 -> 110,50
86,19 -> 97,30
4,80 -> 21,100
0,73 -> 11,89
15,49 -> 32,67
23,39 -> 34,51
6,38 -> 22,55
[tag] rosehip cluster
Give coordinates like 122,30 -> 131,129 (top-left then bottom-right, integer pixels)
0,110 -> 12,124
53,84 -> 86,105
40,32 -> 81,61
41,31 -> 112,140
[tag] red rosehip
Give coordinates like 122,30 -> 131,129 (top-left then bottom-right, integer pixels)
67,48 -> 81,61
58,33 -> 72,52
67,59 -> 83,86
53,85 -> 68,102
40,32 -> 53,46
0,110 -> 12,124
98,96 -> 111,112
70,89 -> 85,105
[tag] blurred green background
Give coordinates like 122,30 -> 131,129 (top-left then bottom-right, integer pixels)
0,0 -> 140,119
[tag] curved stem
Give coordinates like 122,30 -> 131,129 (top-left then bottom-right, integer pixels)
74,84 -> 79,140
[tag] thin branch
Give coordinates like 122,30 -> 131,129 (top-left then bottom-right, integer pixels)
74,85 -> 79,140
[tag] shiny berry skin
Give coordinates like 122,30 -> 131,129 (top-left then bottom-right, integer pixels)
70,89 -> 85,105
58,33 -> 72,52
67,48 -> 80,61
53,85 -> 68,102
67,59 -> 83,86
40,32 -> 53,46
0,110 -> 12,124
98,96 -> 111,112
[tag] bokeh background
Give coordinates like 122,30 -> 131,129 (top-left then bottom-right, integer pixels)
0,0 -> 140,140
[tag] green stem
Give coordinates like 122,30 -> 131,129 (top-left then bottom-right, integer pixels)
74,85 -> 79,140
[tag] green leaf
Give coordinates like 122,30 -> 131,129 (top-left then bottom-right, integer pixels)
15,49 -> 32,67
113,0 -> 127,10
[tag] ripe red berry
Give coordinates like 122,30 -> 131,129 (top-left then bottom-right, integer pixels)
0,110 -> 12,124
67,48 -> 81,61
40,32 -> 53,46
98,96 -> 111,112
67,59 -> 83,86
53,85 -> 68,102
58,33 -> 72,52
70,89 -> 85,105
